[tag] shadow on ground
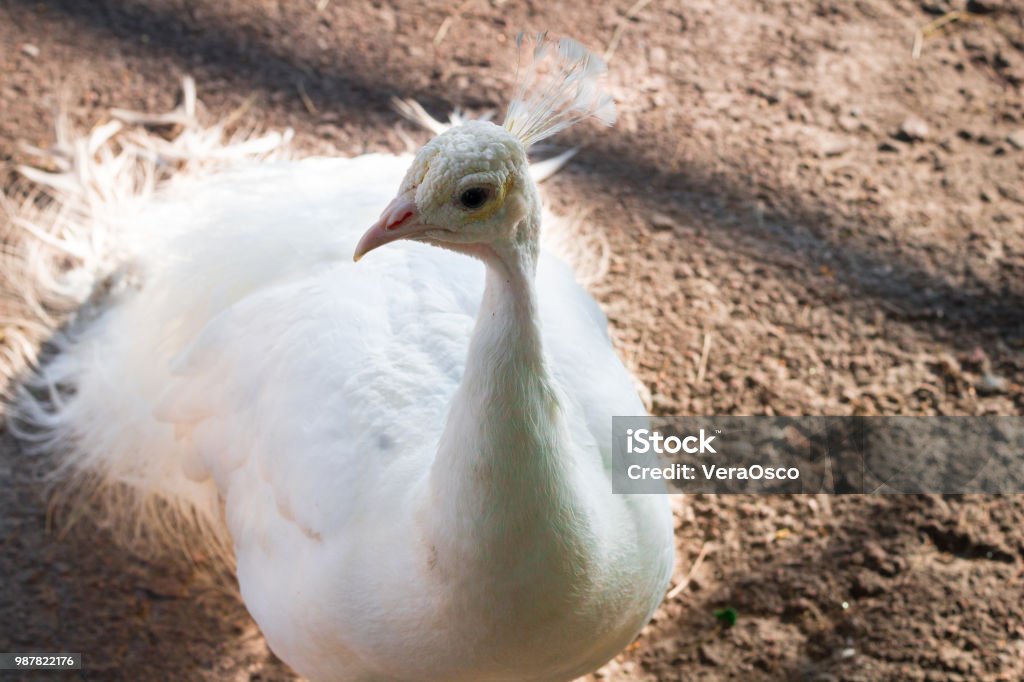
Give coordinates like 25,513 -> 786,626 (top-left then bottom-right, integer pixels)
13,0 -> 1024,352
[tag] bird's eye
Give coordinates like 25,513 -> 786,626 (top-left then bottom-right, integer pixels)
458,187 -> 491,210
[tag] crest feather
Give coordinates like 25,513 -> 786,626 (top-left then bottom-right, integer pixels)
503,32 -> 616,148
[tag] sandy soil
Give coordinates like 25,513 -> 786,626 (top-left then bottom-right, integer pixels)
1,0 -> 1023,680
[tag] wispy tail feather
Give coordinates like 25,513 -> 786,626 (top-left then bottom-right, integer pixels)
1,78 -> 290,564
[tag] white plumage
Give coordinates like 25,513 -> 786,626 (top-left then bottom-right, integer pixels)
7,35 -> 673,681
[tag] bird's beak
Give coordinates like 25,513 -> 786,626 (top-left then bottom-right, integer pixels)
353,194 -> 426,262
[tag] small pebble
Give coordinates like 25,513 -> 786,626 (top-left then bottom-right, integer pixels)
650,212 -> 677,231
837,114 -> 860,133
975,373 -> 1008,396
21,43 -> 40,58
1007,130 -> 1024,150
897,115 -> 929,142
818,133 -> 851,157
649,46 -> 668,66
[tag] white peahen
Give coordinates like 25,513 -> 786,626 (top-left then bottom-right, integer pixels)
7,34 -> 674,681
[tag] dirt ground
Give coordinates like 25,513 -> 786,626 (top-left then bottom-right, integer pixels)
2,0 -> 1023,680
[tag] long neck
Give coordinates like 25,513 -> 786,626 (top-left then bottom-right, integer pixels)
426,214 -> 583,575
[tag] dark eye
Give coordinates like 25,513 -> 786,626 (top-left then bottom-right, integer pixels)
458,187 -> 491,210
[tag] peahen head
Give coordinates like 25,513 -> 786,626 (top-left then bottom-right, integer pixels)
353,33 -> 615,263
353,121 -> 533,261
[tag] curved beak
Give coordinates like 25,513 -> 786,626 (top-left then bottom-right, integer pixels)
353,194 -> 427,262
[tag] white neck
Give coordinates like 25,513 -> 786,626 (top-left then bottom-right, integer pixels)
425,210 -> 588,581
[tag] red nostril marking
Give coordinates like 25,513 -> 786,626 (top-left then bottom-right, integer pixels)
385,211 -> 414,231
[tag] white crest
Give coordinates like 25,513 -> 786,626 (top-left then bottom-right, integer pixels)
503,32 -> 616,148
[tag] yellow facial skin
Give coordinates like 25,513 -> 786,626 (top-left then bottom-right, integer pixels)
462,173 -> 513,224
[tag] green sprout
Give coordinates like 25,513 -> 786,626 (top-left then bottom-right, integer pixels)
713,606 -> 738,628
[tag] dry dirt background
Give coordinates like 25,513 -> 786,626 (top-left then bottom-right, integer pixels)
2,0 -> 1024,680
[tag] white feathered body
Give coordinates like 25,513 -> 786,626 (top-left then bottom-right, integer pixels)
17,154 -> 673,681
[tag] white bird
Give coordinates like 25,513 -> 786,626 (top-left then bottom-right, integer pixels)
9,34 -> 674,681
